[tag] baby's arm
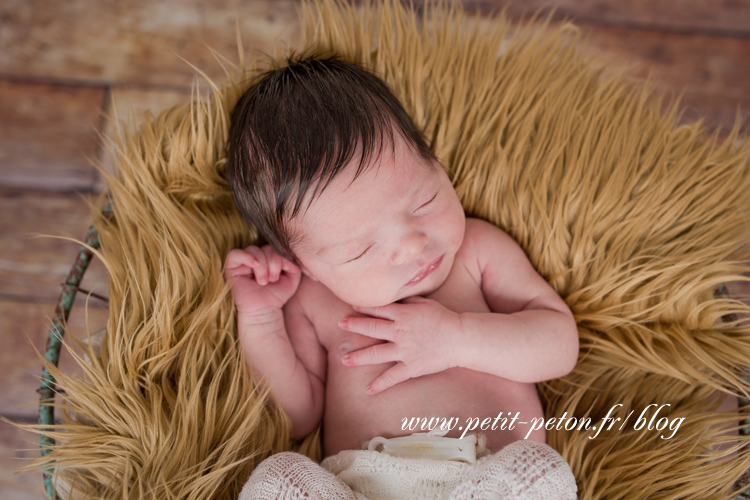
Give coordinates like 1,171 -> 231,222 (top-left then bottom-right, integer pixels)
280,296 -> 326,439
225,245 -> 325,440
456,219 -> 579,382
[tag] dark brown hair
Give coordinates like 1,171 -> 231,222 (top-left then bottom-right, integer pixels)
226,52 -> 436,264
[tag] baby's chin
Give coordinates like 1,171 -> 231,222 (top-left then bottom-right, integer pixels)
391,274 -> 450,304
344,290 -> 423,308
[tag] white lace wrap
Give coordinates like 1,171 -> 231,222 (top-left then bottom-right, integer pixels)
239,439 -> 577,499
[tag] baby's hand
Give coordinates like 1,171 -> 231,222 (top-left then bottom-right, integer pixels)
224,245 -> 301,318
338,296 -> 463,395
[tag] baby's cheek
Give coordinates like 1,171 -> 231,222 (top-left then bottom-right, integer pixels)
450,209 -> 467,250
335,271 -> 393,308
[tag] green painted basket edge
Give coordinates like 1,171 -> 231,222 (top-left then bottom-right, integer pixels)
38,200 -> 112,499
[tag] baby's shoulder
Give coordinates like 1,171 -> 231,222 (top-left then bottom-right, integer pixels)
463,216 -> 503,235
461,217 -> 517,257
458,218 -> 529,282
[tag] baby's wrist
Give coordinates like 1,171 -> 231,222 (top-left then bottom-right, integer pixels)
237,307 -> 285,333
449,312 -> 469,369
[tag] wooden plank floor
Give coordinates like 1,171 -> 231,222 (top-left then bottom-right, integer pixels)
1,1 -> 749,497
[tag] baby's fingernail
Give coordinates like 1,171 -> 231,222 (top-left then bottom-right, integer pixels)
342,354 -> 351,364
338,318 -> 348,328
339,343 -> 352,355
366,385 -> 374,394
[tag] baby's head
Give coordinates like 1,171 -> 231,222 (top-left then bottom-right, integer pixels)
227,53 -> 465,307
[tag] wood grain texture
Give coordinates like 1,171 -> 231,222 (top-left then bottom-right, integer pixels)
578,23 -> 750,131
461,0 -> 750,34
0,419 -> 43,500
0,298 -> 108,418
0,187 -> 108,301
0,0 -> 302,88
0,80 -> 104,191
1,1 -> 746,135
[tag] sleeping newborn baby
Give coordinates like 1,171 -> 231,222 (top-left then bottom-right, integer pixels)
224,53 -> 579,499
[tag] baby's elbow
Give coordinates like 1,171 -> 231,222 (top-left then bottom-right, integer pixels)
290,374 -> 325,441
538,294 -> 579,378
291,420 -> 320,441
290,410 -> 322,441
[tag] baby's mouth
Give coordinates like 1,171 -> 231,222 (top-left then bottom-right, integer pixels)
406,255 -> 444,287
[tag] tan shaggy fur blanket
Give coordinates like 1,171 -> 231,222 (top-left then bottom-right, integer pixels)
28,0 -> 750,498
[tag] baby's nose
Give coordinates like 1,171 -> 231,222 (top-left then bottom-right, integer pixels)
392,231 -> 428,265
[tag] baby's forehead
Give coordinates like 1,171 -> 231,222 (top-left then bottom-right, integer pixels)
308,158 -> 428,216
287,132 -> 438,255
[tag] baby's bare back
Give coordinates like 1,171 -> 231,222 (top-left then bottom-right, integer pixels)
293,245 -> 545,458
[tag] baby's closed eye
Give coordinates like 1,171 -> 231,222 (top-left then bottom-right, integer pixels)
346,243 -> 374,263
414,191 -> 438,213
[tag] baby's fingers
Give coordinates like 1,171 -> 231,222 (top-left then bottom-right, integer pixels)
342,342 -> 399,367
339,316 -> 395,341
224,249 -> 258,279
279,257 -> 302,289
244,246 -> 270,285
280,257 -> 301,275
365,362 -> 411,395
261,245 -> 284,283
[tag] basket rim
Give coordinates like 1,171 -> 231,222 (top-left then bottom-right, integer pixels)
38,200 -> 112,498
